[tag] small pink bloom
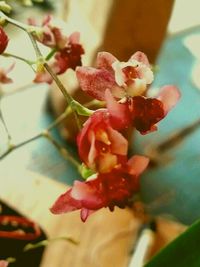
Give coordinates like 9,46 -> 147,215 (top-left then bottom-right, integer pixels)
77,109 -> 128,173
28,15 -> 68,49
50,155 -> 149,221
34,31 -> 84,84
0,27 -> 8,54
76,51 -> 153,101
0,260 -> 9,267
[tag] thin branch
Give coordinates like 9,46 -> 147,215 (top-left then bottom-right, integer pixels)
43,131 -> 80,169
0,96 -> 99,161
0,132 -> 42,160
46,107 -> 71,131
0,11 -> 29,31
2,52 -> 35,66
43,63 -> 81,130
0,12 -> 82,130
0,108 -> 12,143
0,108 -> 80,170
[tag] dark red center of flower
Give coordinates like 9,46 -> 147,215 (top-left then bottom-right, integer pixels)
58,43 -> 85,71
131,96 -> 165,133
122,66 -> 138,81
97,169 -> 138,211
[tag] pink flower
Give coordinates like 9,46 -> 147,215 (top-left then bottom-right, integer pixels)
77,109 -> 128,173
105,85 -> 180,134
34,32 -> 84,84
76,51 -> 153,101
54,41 -> 84,73
0,260 -> 9,267
28,15 -> 68,49
50,155 -> 149,221
0,27 -> 8,54
0,64 -> 14,84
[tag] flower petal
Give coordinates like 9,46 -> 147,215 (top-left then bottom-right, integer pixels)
71,180 -> 104,209
87,131 -> 97,168
69,31 -> 80,43
130,51 -> 150,66
105,89 -> 131,129
107,126 -> 128,155
50,188 -> 82,214
96,52 -> 117,71
80,208 -> 94,222
157,85 -> 181,114
76,67 -> 116,100
127,155 -> 149,176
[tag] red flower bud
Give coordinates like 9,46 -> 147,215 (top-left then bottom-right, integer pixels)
0,27 -> 8,54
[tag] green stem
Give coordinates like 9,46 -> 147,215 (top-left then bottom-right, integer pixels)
2,52 -> 35,66
44,63 -> 81,129
45,47 -> 57,61
0,11 -> 28,30
0,11 -> 82,129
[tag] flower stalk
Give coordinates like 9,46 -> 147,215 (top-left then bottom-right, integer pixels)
0,11 -> 82,129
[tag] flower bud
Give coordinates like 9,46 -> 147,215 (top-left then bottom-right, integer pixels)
0,26 -> 8,54
0,1 -> 12,13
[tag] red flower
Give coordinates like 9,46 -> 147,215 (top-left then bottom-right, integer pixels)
0,27 -> 8,54
50,155 -> 149,221
77,109 -> 128,173
55,42 -> 84,73
76,51 -> 153,101
105,85 -> 180,134
34,32 -> 84,84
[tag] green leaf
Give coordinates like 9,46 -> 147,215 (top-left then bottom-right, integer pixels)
144,219 -> 200,267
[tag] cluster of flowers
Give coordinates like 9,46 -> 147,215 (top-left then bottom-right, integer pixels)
0,15 -> 84,84
0,17 -> 180,222
28,15 -> 84,83
51,52 -> 180,221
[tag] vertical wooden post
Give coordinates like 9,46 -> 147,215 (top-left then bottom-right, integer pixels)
99,0 -> 175,63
